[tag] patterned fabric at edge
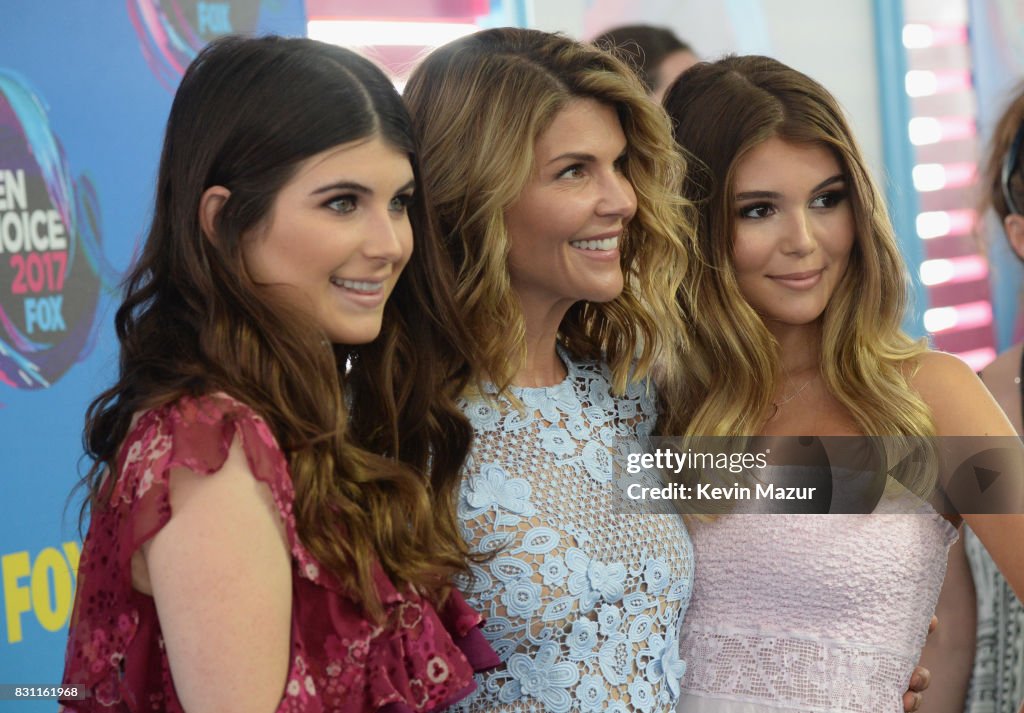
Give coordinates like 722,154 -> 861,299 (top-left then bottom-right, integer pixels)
963,524 -> 1024,713
450,354 -> 695,712
677,505 -> 956,713
60,393 -> 498,713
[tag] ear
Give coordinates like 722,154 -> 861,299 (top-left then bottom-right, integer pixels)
198,185 -> 231,244
1003,213 -> 1024,261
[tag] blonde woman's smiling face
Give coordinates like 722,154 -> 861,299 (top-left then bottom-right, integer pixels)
730,136 -> 854,334
503,98 -> 637,322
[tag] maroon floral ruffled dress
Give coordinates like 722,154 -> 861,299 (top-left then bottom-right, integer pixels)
61,394 -> 497,712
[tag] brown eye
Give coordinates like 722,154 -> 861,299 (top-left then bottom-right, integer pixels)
557,164 -> 585,180
738,203 -> 776,219
810,190 -> 846,209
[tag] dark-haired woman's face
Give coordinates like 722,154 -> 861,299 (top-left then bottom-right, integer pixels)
730,137 -> 853,334
242,135 -> 414,344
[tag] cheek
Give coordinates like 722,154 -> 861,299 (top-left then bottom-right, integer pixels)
827,216 -> 856,265
505,222 -> 543,268
239,237 -> 270,285
621,177 -> 639,219
730,233 -> 766,275
398,223 -> 415,266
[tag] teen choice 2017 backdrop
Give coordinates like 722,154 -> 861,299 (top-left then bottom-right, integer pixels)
0,3 -> 306,708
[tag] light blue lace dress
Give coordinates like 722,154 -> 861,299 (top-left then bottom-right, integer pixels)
451,354 -> 694,712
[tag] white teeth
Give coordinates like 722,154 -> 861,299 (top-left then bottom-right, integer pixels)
330,278 -> 383,292
570,236 -> 619,251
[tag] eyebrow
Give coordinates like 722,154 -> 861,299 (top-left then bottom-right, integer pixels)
311,179 -> 415,196
735,174 -> 845,201
544,147 -> 628,167
546,152 -> 597,167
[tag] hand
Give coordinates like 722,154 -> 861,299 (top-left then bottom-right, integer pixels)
902,617 -> 936,713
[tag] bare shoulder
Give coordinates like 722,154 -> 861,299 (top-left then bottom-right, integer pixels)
909,350 -> 979,392
909,350 -> 1016,437
979,342 -> 1023,388
978,343 -> 1024,435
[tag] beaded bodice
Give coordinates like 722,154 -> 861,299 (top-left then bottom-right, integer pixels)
451,355 -> 694,712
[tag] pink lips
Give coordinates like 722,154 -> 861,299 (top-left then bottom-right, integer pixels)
768,268 -> 824,290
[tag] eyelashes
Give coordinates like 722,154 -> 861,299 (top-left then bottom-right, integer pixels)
323,192 -> 416,215
388,193 -> 415,213
737,202 -> 776,220
736,189 -> 848,220
557,164 -> 585,180
324,195 -> 357,214
809,189 -> 847,209
554,152 -> 629,181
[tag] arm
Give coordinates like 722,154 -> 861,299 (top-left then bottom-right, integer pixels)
913,539 -> 975,713
912,351 -> 1024,602
142,434 -> 293,713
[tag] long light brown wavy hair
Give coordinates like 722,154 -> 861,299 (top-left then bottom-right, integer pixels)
78,36 -> 475,620
403,27 -> 694,395
660,56 -> 933,486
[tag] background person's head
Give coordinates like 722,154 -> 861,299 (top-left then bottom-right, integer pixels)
594,24 -> 697,102
982,82 -> 1024,260
404,27 -> 692,393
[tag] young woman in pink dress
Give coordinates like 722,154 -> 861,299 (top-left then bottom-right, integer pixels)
660,54 -> 1024,713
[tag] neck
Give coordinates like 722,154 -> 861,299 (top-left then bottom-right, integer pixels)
767,320 -> 822,377
513,292 -> 574,387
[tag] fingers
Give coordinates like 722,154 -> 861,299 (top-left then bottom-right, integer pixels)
928,615 -> 938,635
903,690 -> 923,713
910,665 -> 932,693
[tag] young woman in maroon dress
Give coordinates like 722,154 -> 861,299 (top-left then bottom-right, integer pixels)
60,35 -> 496,713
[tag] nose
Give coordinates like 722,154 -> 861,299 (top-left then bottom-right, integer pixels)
363,207 -> 410,263
781,209 -> 817,256
597,171 -> 637,221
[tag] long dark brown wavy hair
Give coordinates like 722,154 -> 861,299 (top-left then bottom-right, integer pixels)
78,35 -> 475,619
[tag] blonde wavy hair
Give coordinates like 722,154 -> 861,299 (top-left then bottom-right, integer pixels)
404,27 -> 694,394
659,55 -> 934,490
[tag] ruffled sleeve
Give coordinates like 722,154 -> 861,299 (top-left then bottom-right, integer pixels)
62,394 -> 496,712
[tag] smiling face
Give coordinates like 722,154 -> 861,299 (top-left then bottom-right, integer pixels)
730,136 -> 855,336
504,98 -> 637,325
241,134 -> 415,345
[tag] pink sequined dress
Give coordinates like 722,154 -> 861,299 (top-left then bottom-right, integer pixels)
61,394 -> 498,712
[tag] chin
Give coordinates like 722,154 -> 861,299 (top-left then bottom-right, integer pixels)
580,280 -> 625,304
325,322 -> 384,346
764,312 -> 827,328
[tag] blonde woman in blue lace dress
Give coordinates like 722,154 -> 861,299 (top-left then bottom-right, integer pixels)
404,28 -> 696,712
